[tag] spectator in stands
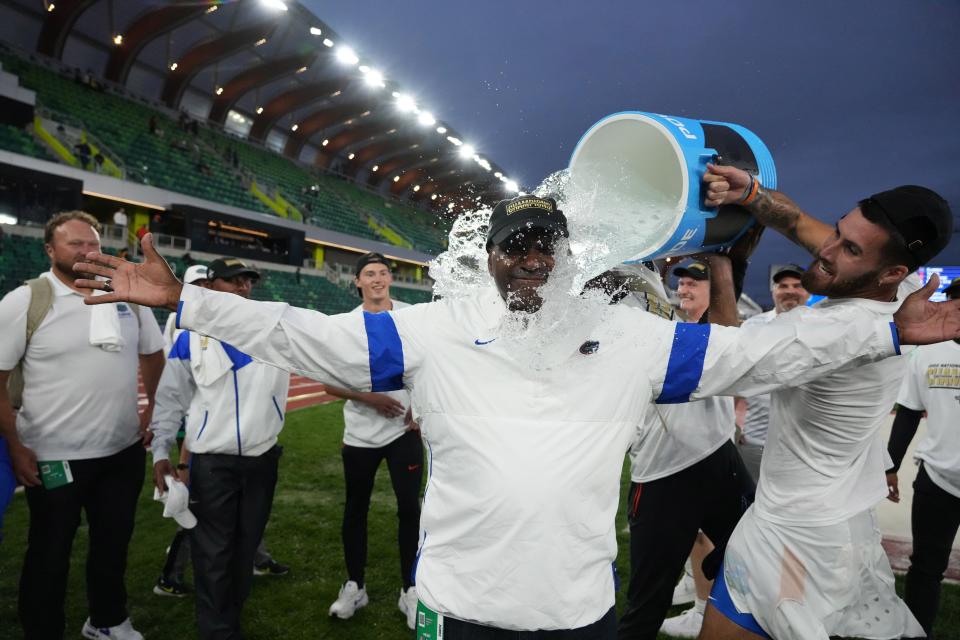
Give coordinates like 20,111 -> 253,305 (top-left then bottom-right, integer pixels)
75,191 -> 960,639
736,264 -> 809,483
148,115 -> 161,138
149,257 -> 290,640
93,152 -> 105,173
323,252 -> 421,629
0,211 -> 165,640
886,278 -> 960,638
74,141 -> 92,170
113,207 -> 128,232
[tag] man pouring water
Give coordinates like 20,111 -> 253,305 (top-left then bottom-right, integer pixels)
74,189 -> 960,638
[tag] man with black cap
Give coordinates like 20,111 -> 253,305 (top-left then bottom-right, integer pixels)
698,165 -> 953,639
736,264 -> 810,483
673,260 -> 711,320
886,276 -> 960,638
74,190 -> 960,639
150,257 -> 291,640
322,252 -> 422,629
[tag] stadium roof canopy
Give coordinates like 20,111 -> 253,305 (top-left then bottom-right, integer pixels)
1,0 -> 520,210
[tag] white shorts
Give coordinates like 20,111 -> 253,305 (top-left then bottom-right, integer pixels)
720,505 -> 924,640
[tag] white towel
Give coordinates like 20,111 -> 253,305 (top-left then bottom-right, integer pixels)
153,475 -> 197,529
88,290 -> 125,352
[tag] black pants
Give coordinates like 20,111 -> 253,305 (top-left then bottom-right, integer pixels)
190,446 -> 280,640
18,442 -> 145,640
905,463 -> 960,638
443,607 -> 616,639
341,430 -> 423,588
617,440 -> 755,640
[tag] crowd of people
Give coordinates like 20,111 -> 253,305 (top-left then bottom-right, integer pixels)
0,164 -> 958,640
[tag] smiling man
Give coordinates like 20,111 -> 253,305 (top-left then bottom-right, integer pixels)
73,192 -> 960,639
698,166 -> 953,640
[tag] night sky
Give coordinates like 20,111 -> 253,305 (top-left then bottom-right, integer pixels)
306,0 -> 960,305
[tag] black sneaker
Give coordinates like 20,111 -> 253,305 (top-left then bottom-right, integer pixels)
253,559 -> 290,576
153,576 -> 189,598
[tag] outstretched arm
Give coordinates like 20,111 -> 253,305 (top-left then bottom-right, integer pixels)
324,384 -> 406,418
703,163 -> 833,256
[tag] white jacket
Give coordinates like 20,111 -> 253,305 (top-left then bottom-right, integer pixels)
151,330 -> 290,461
175,283 -> 900,630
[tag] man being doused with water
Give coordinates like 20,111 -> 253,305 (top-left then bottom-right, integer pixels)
74,192 -> 960,639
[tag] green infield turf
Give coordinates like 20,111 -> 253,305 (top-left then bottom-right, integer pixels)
0,401 -> 957,639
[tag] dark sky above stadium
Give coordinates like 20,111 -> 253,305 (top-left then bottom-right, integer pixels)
306,0 -> 960,304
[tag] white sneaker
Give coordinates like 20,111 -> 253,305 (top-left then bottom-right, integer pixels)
671,572 -> 696,606
328,580 -> 369,619
81,617 -> 144,640
659,606 -> 704,638
398,586 -> 418,630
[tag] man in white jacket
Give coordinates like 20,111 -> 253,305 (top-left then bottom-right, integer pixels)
150,257 -> 290,640
698,166 -> 953,640
76,191 -> 960,638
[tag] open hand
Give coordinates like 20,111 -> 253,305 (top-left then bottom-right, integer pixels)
73,233 -> 183,310
893,274 -> 960,345
360,392 -> 406,418
703,163 -> 753,207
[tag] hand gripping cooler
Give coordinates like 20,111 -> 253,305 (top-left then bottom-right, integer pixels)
568,111 -> 777,262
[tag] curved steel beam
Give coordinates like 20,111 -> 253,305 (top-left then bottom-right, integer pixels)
104,4 -> 208,84
283,99 -> 370,158
248,79 -> 345,142
161,20 -> 278,108
37,0 -> 97,59
208,52 -> 318,124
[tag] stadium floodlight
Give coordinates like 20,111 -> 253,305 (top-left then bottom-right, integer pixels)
256,106 -> 264,114
47,3 -> 55,12
309,26 -> 322,36
459,144 -> 476,158
321,139 -> 329,146
296,66 -> 308,74
335,46 -> 360,66
348,153 -> 355,160
169,62 -> 178,71
413,185 -> 421,192
446,136 -> 462,146
363,69 -> 385,88
436,126 -> 447,134
260,0 -> 288,11
505,180 -> 519,193
359,65 -> 369,73
215,86 -> 224,95
291,124 -> 299,131
112,34 -> 123,46
254,38 -> 268,47
447,202 -> 455,210
431,194 -> 438,201
494,171 -> 502,178
205,5 -> 218,13
417,111 -> 436,126
395,93 -> 416,113
393,175 -> 401,182
477,157 -> 491,171
322,38 -> 334,47
371,165 -> 379,171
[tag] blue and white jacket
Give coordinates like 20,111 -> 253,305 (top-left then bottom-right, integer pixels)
174,283 -> 900,631
150,330 -> 290,461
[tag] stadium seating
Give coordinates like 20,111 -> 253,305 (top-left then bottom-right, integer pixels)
0,52 -> 271,215
0,122 -> 51,160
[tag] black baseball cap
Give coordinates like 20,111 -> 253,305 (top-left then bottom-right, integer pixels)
673,261 -> 709,281
355,252 -> 390,275
208,257 -> 260,281
486,196 -> 569,248
859,185 -> 953,266
772,264 -> 805,283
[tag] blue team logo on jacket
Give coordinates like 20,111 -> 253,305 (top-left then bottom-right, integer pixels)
579,340 -> 600,355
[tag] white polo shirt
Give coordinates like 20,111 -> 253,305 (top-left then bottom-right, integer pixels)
0,271 -> 165,460
343,301 -> 411,448
896,340 -> 960,498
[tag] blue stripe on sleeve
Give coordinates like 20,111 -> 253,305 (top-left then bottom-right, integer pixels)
363,311 -> 405,392
889,322 -> 901,355
655,323 -> 711,404
168,331 -> 191,360
175,300 -> 184,329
